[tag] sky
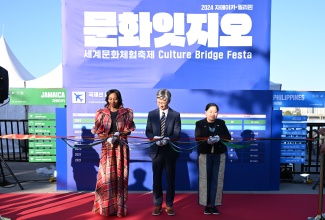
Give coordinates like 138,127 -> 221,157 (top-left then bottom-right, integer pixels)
0,0 -> 324,91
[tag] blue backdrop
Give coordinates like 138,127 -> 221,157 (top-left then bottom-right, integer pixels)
59,0 -> 275,191
57,89 -> 280,191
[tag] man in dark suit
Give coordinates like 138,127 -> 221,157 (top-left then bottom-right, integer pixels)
145,89 -> 181,216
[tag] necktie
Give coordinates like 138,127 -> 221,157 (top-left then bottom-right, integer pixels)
160,112 -> 166,137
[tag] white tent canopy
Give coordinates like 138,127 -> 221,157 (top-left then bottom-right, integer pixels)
0,35 -> 35,88
270,81 -> 282,90
25,64 -> 63,88
0,34 -> 62,121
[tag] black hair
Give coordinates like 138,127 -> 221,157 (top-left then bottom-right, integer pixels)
205,103 -> 219,112
104,89 -> 123,107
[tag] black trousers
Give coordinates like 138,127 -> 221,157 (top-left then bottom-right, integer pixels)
151,146 -> 177,207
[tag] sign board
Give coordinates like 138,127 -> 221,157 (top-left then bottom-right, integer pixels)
10,88 -> 66,106
28,113 -> 57,163
273,91 -> 325,108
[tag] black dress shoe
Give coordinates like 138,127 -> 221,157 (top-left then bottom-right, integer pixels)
204,206 -> 211,214
212,206 -> 220,215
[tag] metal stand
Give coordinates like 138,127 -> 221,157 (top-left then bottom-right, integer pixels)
0,155 -> 24,190
308,153 -> 325,219
312,178 -> 321,190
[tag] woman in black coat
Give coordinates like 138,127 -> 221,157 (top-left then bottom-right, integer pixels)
195,103 -> 231,215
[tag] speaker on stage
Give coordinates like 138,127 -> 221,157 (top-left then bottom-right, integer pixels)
0,66 -> 9,104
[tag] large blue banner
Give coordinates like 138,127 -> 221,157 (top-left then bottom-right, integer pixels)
62,0 -> 271,89
60,0 -> 274,191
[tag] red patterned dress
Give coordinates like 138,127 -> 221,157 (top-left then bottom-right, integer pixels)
91,106 -> 135,217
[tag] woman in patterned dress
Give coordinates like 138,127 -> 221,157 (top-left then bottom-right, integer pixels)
91,89 -> 135,217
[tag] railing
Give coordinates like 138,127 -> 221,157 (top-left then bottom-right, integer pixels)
280,122 -> 325,181
0,120 -> 28,161
303,123 -> 325,174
